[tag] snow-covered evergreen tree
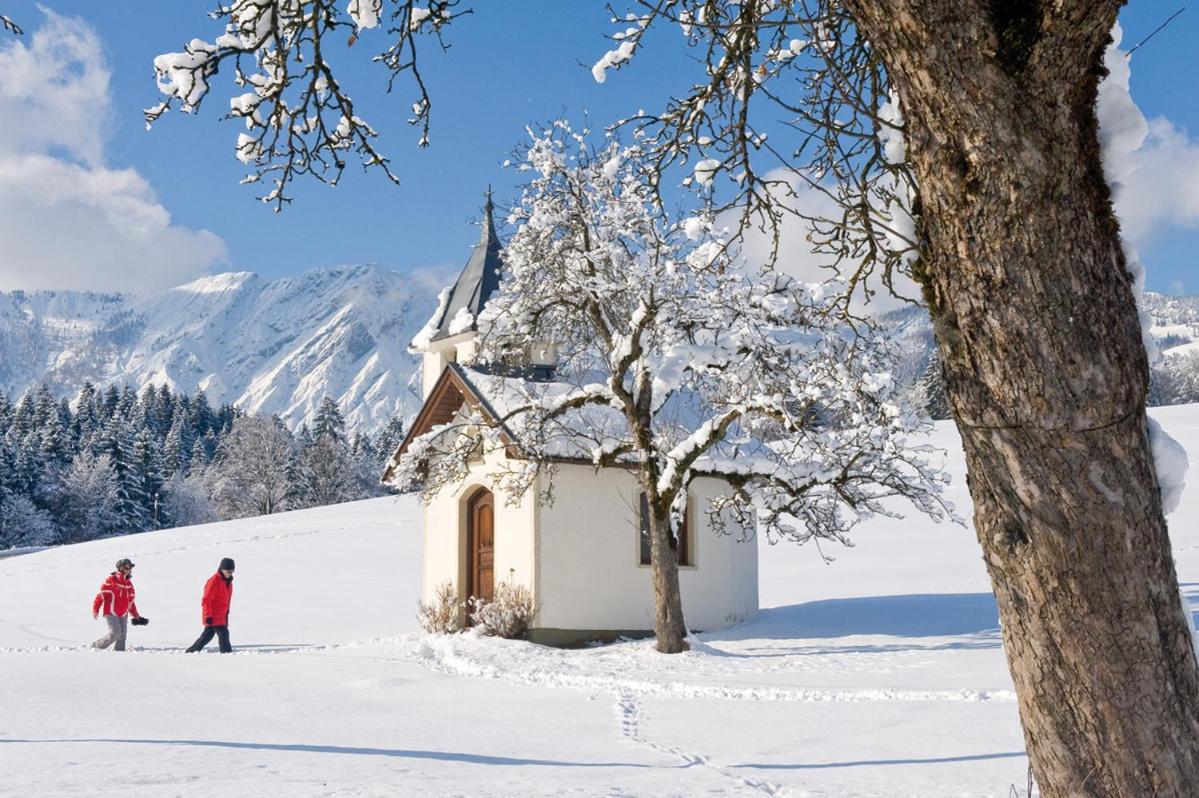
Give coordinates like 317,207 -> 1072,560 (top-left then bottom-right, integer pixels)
312,396 -> 346,443
373,415 -> 406,473
919,350 -> 951,421
0,380 -> 391,546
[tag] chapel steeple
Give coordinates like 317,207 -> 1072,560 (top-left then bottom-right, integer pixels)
417,190 -> 506,398
427,188 -> 503,344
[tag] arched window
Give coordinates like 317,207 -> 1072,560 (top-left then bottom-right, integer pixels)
639,492 -> 690,567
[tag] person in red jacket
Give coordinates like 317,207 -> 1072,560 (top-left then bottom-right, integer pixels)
185,558 -> 235,653
92,558 -> 147,651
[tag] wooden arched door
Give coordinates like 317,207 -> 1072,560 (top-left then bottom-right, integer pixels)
467,489 -> 495,604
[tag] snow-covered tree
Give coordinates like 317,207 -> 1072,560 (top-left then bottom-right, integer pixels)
295,433 -> 357,508
918,350 -> 950,421
212,415 -> 295,518
161,472 -> 216,528
373,414 -> 405,465
58,451 -> 122,543
395,126 -> 953,653
311,396 -> 346,443
146,0 -> 469,209
0,494 -> 57,549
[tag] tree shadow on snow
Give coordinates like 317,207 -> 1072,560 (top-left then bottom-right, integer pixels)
734,750 -> 1026,769
0,738 -> 660,769
698,593 -> 1002,656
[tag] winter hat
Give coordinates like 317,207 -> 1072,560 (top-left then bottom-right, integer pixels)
219,557 -> 236,572
115,558 -> 135,570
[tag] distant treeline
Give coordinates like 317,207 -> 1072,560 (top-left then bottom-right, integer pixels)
0,383 -> 404,549
918,348 -> 1199,421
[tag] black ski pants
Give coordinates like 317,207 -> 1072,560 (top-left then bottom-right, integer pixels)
186,625 -> 232,653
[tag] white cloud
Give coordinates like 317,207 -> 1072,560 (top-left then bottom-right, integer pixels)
0,10 -> 226,294
732,23 -> 1199,317
1100,24 -> 1199,250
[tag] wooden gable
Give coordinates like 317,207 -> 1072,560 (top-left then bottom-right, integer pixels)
381,364 -> 521,483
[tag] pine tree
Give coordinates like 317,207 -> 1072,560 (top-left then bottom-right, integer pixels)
12,393 -> 36,443
920,350 -> 950,421
190,390 -> 215,436
97,416 -> 148,532
163,414 -> 193,476
133,429 -> 165,528
100,385 -> 119,422
0,394 -> 12,440
312,396 -> 346,443
73,382 -> 99,448
373,414 -> 406,467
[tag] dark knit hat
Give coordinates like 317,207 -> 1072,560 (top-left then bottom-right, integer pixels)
219,557 -> 236,572
115,558 -> 134,570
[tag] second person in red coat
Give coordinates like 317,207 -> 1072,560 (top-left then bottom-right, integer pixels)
185,558 -> 235,653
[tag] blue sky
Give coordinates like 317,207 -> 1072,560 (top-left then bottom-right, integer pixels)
1,2 -> 1196,295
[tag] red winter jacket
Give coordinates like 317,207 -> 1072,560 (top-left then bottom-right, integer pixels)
92,572 -> 140,619
201,572 -> 234,626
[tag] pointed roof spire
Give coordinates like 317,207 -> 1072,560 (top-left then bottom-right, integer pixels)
429,188 -> 504,343
480,184 -> 498,244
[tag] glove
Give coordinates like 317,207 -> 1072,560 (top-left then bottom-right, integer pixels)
204,617 -> 213,626
131,617 -> 149,626
92,612 -> 98,620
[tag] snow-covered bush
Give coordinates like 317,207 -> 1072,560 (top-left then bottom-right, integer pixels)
417,581 -> 462,634
469,582 -> 537,639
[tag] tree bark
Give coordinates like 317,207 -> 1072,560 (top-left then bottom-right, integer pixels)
648,501 -> 688,653
844,1 -> 1199,794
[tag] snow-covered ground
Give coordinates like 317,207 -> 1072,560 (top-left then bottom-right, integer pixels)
4,407 -> 1199,797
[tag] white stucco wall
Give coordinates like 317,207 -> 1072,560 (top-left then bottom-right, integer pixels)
420,449 -> 758,634
534,466 -> 758,633
420,332 -> 477,398
421,448 -> 537,607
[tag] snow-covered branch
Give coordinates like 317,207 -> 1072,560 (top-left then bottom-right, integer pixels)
598,0 -> 919,313
150,0 -> 466,209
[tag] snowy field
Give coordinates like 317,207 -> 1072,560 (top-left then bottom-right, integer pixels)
4,407 -> 1199,797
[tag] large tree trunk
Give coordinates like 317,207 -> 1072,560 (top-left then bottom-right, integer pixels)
844,1 -> 1199,794
648,501 -> 688,653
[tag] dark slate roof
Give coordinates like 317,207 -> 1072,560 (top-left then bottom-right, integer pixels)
430,192 -> 504,342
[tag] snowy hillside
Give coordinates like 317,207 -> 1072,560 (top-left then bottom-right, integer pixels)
3,405 -> 1198,796
0,264 -> 439,432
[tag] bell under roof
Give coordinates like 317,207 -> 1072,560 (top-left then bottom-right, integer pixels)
429,190 -> 504,343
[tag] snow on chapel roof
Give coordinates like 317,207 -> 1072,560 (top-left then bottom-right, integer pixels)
419,190 -> 504,347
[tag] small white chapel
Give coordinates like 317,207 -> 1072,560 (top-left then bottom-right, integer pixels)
384,196 -> 758,646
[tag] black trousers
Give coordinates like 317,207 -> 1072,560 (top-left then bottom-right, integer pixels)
186,625 -> 232,653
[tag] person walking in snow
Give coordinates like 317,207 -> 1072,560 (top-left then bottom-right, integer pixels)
185,557 -> 235,653
92,558 -> 148,651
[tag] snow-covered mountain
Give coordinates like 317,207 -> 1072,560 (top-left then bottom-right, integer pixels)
879,291 -> 1199,378
5,272 -> 1194,433
0,264 -> 440,433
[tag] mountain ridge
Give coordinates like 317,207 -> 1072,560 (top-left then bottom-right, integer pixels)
3,275 -> 1196,430
0,264 -> 439,433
